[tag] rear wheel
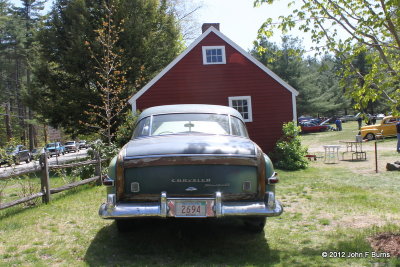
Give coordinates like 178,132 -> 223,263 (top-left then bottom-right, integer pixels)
366,133 -> 375,141
243,217 -> 266,233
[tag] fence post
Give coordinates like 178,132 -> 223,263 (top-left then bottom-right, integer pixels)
95,151 -> 102,185
40,153 -> 51,203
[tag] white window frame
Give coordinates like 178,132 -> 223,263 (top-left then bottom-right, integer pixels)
228,96 -> 253,122
202,46 -> 226,65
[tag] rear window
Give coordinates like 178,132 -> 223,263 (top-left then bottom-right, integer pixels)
133,113 -> 249,139
151,113 -> 229,136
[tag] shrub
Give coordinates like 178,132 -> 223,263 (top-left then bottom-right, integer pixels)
270,122 -> 309,170
115,111 -> 140,147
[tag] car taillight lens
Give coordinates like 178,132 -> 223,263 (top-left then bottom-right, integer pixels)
102,175 -> 114,186
267,172 -> 279,184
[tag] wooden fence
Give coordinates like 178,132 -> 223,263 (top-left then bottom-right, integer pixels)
0,153 -> 103,210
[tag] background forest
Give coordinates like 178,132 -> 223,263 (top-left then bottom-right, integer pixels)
0,0 -> 396,149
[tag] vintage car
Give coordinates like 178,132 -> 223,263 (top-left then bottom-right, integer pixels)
360,115 -> 400,140
299,122 -> 331,133
99,104 -> 283,232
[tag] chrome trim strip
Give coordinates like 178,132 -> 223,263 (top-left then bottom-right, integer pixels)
167,197 -> 215,200
124,154 -> 257,160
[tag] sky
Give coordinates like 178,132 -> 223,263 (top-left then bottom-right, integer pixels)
10,0 -> 311,52
196,0 -> 303,51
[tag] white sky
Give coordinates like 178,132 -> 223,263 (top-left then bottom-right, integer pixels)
10,0 -> 314,52
196,0 -> 310,51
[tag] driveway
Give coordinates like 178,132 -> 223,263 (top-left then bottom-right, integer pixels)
0,149 -> 89,178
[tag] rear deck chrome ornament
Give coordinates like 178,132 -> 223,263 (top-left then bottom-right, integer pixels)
185,187 -> 198,191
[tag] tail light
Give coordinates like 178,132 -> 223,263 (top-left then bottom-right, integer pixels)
102,175 -> 114,186
267,172 -> 279,184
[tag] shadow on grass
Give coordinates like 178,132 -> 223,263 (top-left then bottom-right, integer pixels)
85,218 -> 280,266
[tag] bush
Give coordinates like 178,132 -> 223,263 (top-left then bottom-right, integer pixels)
115,110 -> 140,147
270,122 -> 309,170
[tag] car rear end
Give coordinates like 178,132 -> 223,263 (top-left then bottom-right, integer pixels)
99,137 -> 282,221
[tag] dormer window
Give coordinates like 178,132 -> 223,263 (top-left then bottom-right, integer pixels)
202,46 -> 226,65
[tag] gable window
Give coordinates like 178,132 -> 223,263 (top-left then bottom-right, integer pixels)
202,46 -> 226,65
228,96 -> 253,122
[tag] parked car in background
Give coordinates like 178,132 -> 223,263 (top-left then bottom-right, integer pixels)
45,142 -> 64,157
99,104 -> 283,233
30,147 -> 49,160
298,116 -> 314,123
0,145 -> 31,166
360,115 -> 400,140
299,122 -> 331,133
376,114 -> 385,120
64,141 -> 80,153
78,140 -> 88,149
339,114 -> 359,122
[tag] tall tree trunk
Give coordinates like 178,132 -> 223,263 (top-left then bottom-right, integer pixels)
43,124 -> 48,144
15,58 -> 26,145
27,67 -> 35,150
4,103 -> 13,141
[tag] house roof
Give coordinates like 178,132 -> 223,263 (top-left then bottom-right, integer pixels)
128,26 -> 299,111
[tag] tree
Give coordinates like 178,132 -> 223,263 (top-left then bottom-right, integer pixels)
167,0 -> 202,42
255,0 -> 400,114
29,0 -> 182,138
0,0 -> 45,148
252,35 -> 347,116
15,0 -> 45,150
83,1 -> 132,144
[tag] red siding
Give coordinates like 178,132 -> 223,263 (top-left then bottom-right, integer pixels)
136,32 -> 293,152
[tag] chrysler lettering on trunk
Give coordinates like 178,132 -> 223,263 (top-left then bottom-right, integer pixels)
171,178 -> 211,183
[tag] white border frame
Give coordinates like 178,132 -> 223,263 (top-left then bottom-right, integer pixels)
202,46 -> 226,65
228,96 -> 253,122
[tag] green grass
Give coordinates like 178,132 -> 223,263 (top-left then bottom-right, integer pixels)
1,125 -> 400,266
0,166 -> 399,266
0,170 -> 81,205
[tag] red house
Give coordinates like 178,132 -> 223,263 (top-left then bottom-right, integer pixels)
129,24 -> 299,152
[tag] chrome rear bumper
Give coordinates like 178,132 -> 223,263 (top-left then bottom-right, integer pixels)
99,191 -> 283,219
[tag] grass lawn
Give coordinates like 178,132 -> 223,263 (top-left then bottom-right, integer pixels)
0,123 -> 399,266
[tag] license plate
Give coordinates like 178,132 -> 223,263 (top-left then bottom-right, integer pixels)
175,201 -> 206,217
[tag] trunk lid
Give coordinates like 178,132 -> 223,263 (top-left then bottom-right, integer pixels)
124,135 -> 256,158
119,135 -> 261,200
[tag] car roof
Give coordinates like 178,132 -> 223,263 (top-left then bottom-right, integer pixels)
383,115 -> 399,120
138,104 -> 244,122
